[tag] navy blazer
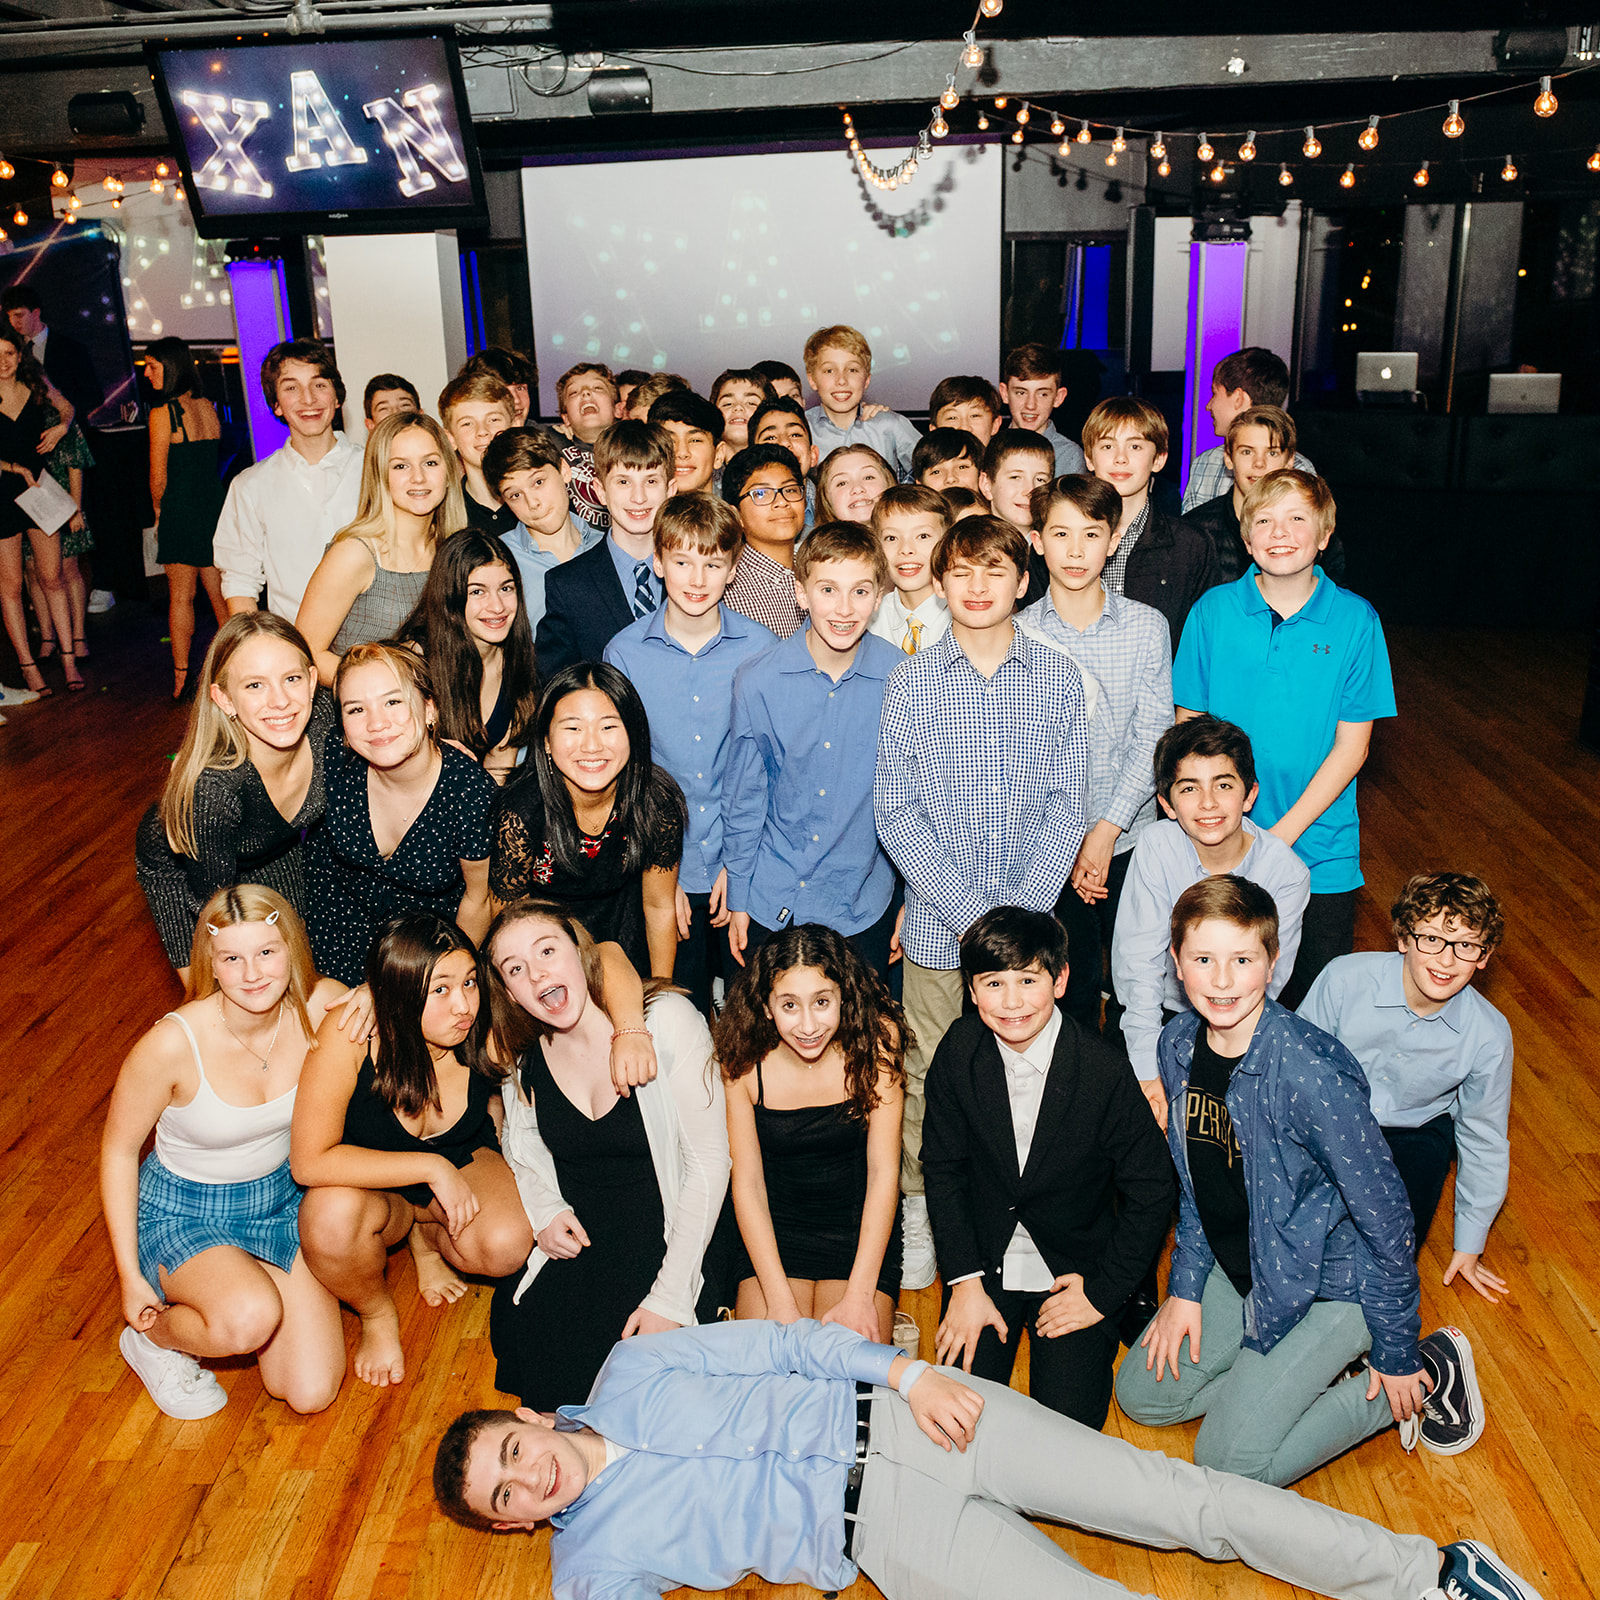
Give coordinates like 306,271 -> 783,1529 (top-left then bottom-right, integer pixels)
921,1011 -> 1174,1317
534,536 -> 635,677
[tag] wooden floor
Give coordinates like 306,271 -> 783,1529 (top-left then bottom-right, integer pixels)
2,604 -> 1597,1600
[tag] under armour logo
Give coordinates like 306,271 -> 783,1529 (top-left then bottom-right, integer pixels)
1311,643 -> 1332,654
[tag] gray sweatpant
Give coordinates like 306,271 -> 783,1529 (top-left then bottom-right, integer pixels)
851,1374 -> 1439,1600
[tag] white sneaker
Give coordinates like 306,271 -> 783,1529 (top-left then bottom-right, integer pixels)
119,1325 -> 227,1419
900,1194 -> 937,1291
892,1311 -> 921,1357
87,588 -> 116,613
0,682 -> 40,707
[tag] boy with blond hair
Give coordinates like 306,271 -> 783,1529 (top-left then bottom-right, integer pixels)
439,369 -> 518,537
803,324 -> 920,482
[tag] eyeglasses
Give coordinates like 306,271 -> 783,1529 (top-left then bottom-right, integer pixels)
1409,931 -> 1488,962
738,482 -> 806,506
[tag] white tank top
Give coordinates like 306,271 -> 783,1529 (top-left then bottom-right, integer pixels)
152,1011 -> 297,1184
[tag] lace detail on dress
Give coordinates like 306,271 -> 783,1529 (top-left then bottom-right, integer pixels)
492,806 -> 537,899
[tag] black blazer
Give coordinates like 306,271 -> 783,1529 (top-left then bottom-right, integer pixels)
922,1012 -> 1174,1317
1124,505 -> 1221,650
535,536 -> 634,677
41,329 -> 100,424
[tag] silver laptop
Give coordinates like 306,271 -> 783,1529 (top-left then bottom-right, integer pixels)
1487,372 -> 1561,414
1355,352 -> 1418,393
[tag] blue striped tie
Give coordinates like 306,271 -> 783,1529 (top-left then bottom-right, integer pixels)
632,562 -> 657,617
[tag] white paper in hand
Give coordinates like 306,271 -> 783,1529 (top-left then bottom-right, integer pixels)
14,472 -> 78,535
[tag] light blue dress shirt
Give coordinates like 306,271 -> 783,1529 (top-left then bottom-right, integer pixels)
1298,952 -> 1513,1255
549,1319 -> 898,1599
1112,817 -> 1310,1082
722,626 -> 898,934
501,519 -> 605,635
603,605 -> 778,894
805,404 -> 923,482
607,533 -> 664,616
1039,423 -> 1087,476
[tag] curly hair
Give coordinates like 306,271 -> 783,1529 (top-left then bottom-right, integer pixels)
1390,872 -> 1504,952
713,924 -> 909,1119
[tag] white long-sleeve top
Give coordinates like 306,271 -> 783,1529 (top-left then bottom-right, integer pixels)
499,991 -> 731,1328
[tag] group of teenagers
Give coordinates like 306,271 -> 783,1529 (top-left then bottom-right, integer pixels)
113,322 -> 1533,1600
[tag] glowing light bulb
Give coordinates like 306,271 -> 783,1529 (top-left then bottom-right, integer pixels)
1157,159 -> 1171,177
941,77 -> 959,111
1076,120 -> 1091,144
980,0 -> 1003,15
932,111 -> 949,138
1589,147 -> 1600,172
1358,115 -> 1379,151
994,96 -> 1007,110
1011,128 -> 1024,144
1150,137 -> 1166,160
103,174 -> 118,192
963,35 -> 982,69
1302,126 -> 1321,159
68,191 -> 81,210
1106,150 -> 1118,167
111,196 -> 122,209
1239,131 -> 1256,161
1534,76 -> 1557,117
51,166 -> 68,189
1112,127 -> 1126,153
1340,163 -> 1355,188
1501,155 -> 1517,181
1016,105 -> 1029,125
156,160 -> 170,177
977,113 -> 989,131
1413,160 -> 1430,187
150,177 -> 164,193
1197,133 -> 1214,162
12,206 -> 26,226
1443,100 -> 1464,138
1057,141 -> 1070,157
0,225 -> 6,242
1278,163 -> 1293,186
1210,163 -> 1225,182
1050,116 -> 1064,137
64,210 -> 77,225
0,156 -> 14,181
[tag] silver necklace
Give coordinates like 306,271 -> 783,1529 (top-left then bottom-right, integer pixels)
218,992 -> 284,1068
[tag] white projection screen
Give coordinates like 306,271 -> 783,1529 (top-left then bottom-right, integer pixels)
521,143 -> 1002,418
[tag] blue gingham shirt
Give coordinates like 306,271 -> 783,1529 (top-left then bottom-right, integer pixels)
1181,445 -> 1317,513
1159,1002 -> 1422,1375
805,404 -> 922,482
875,625 -> 1091,970
1299,952 -> 1513,1255
1018,586 -> 1172,853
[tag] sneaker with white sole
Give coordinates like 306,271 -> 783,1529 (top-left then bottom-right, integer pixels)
1418,1325 -> 1485,1455
0,682 -> 41,707
119,1325 -> 227,1419
900,1194 -> 936,1291
1433,1540 -> 1545,1600
87,589 -> 116,613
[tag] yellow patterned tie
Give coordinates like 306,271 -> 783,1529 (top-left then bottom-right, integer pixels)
902,617 -> 923,655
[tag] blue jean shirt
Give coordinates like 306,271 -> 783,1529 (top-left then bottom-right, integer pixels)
1158,1001 -> 1422,1376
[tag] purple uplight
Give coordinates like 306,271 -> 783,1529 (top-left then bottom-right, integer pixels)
225,258 -> 291,461
1181,240 -> 1249,487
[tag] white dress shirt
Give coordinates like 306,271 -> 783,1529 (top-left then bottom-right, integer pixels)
867,588 -> 951,654
997,1008 -> 1062,1292
213,433 -> 364,619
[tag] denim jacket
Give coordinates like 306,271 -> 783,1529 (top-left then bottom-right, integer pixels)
1158,1001 -> 1422,1376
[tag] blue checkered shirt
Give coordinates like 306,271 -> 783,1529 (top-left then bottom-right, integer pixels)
875,625 -> 1091,970
1181,446 -> 1317,513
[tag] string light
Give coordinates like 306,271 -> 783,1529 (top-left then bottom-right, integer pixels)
1278,163 -> 1293,186
1413,159 -> 1430,187
0,155 -> 13,181
994,96 -> 1007,109
940,76 -> 959,111
931,109 -> 949,138
1057,140 -> 1070,157
0,224 -> 6,243
980,0 -> 1002,15
111,196 -> 122,209
1589,147 -> 1600,172
1196,133 -> 1214,162
1112,127 -> 1126,153
12,206 -> 27,225
1106,147 -> 1118,167
1076,120 -> 1091,144
1016,104 -> 1029,125
66,190 -> 81,210
1534,76 -> 1557,116
1340,163 -> 1355,188
962,32 -> 982,69
50,165 -> 68,189
156,159 -> 171,177
1358,115 -> 1380,150
64,210 -> 77,225
1210,162 -> 1225,183
1011,127 -> 1024,144
1303,126 -> 1321,158
1501,155 -> 1518,181
1443,100 -> 1464,137
1157,158 -> 1171,177
1238,131 -> 1256,162
1050,115 -> 1064,137
977,112 -> 989,130
150,177 -> 164,193
1150,136 -> 1166,160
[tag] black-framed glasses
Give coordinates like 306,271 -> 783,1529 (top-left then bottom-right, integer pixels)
1409,931 -> 1488,962
738,482 -> 806,506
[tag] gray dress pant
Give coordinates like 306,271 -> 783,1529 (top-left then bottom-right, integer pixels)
850,1374 -> 1440,1600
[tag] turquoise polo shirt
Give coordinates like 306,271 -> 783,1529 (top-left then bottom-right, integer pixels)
1172,569 -> 1395,894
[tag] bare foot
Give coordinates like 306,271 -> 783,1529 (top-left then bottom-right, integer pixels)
353,1305 -> 405,1387
408,1229 -> 468,1307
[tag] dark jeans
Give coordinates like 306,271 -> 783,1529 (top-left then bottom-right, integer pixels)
939,1277 -> 1123,1430
1056,849 -> 1134,1038
1278,889 -> 1357,1011
1382,1113 -> 1457,1250
672,890 -> 724,1020
744,895 -> 897,982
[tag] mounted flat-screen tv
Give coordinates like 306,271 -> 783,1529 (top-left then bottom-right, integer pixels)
148,30 -> 487,239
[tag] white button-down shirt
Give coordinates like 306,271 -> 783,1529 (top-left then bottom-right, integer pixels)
996,1007 -> 1061,1292
867,588 -> 951,654
214,433 -> 364,619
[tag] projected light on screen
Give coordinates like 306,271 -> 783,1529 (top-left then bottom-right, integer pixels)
521,145 -> 1001,417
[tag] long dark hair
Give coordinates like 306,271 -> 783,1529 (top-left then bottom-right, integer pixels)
505,662 -> 685,877
145,335 -> 202,401
400,530 -> 538,760
0,325 -> 51,407
365,913 -> 496,1117
713,923 -> 909,1119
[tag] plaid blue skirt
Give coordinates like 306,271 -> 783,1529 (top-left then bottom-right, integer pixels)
137,1154 -> 303,1287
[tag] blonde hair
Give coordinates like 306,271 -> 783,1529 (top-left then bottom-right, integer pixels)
804,324 -> 873,372
185,884 -> 318,1043
333,411 -> 466,559
815,444 -> 894,522
160,613 -> 317,858
1239,468 -> 1336,538
334,641 -> 436,741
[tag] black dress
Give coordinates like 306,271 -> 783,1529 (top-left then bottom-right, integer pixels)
135,690 -> 337,970
0,393 -> 48,538
489,768 -> 685,977
489,1042 -> 667,1410
340,1049 -> 501,1207
732,1059 -> 904,1297
309,738 -> 497,985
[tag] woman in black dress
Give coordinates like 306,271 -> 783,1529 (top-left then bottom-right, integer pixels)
0,323 -> 82,694
489,662 -> 685,980
309,642 -> 497,986
292,913 -> 531,1388
400,528 -> 539,785
136,613 -> 335,983
716,923 -> 909,1344
483,899 -> 729,1410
